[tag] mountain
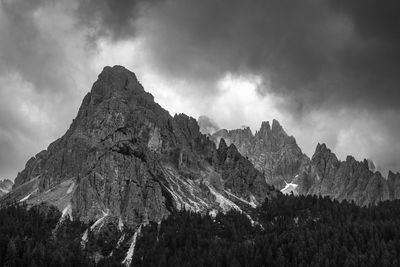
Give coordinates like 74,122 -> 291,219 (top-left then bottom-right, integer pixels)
210,122 -> 400,205
1,66 -> 274,229
211,120 -> 310,189
294,143 -> 393,206
0,179 -> 13,197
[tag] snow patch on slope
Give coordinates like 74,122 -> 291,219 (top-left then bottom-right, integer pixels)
224,190 -> 257,208
80,207 -> 109,249
165,182 -> 202,212
117,233 -> 126,248
122,225 -> 142,266
207,185 -> 242,212
19,188 -> 38,202
81,229 -> 89,248
281,181 -> 299,195
19,193 -> 32,202
118,217 -> 124,231
66,182 -> 75,194
249,194 -> 257,208
61,203 -> 73,221
163,166 -> 208,212
90,210 -> 109,232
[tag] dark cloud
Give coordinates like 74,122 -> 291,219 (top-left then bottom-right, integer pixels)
0,0 -> 73,92
332,0 -> 400,40
0,0 -> 92,179
76,0 -> 162,41
71,0 -> 400,111
326,0 -> 400,108
122,0 -> 400,114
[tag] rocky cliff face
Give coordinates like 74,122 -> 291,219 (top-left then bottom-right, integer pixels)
294,143 -> 391,206
4,66 -> 273,228
211,120 -> 310,189
210,121 -> 400,206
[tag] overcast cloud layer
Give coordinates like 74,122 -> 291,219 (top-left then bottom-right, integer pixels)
0,0 -> 399,180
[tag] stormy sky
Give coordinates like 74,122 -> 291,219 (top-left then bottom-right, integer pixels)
1,0 -> 400,179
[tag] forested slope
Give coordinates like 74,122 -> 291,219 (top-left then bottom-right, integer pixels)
2,195 -> 400,266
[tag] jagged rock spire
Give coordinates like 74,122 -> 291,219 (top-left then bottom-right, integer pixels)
271,119 -> 285,135
218,138 -> 228,151
259,121 -> 271,134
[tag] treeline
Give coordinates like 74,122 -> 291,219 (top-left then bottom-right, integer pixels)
0,203 -> 93,266
132,195 -> 400,267
2,195 -> 400,266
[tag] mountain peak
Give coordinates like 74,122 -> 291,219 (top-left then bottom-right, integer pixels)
346,155 -> 356,162
97,65 -> 139,89
218,138 -> 228,150
258,119 -> 287,137
258,121 -> 271,136
271,119 -> 282,131
100,65 -> 138,80
315,143 -> 328,153
312,143 -> 337,163
90,65 -> 144,105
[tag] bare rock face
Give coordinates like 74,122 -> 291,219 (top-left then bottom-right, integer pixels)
211,119 -> 310,189
212,139 -> 272,203
7,66 -> 273,228
211,121 -> 400,206
295,143 -> 390,206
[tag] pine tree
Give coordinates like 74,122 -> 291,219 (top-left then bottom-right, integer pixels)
4,239 -> 18,267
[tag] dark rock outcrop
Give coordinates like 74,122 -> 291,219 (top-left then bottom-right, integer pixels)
6,66 -> 274,228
